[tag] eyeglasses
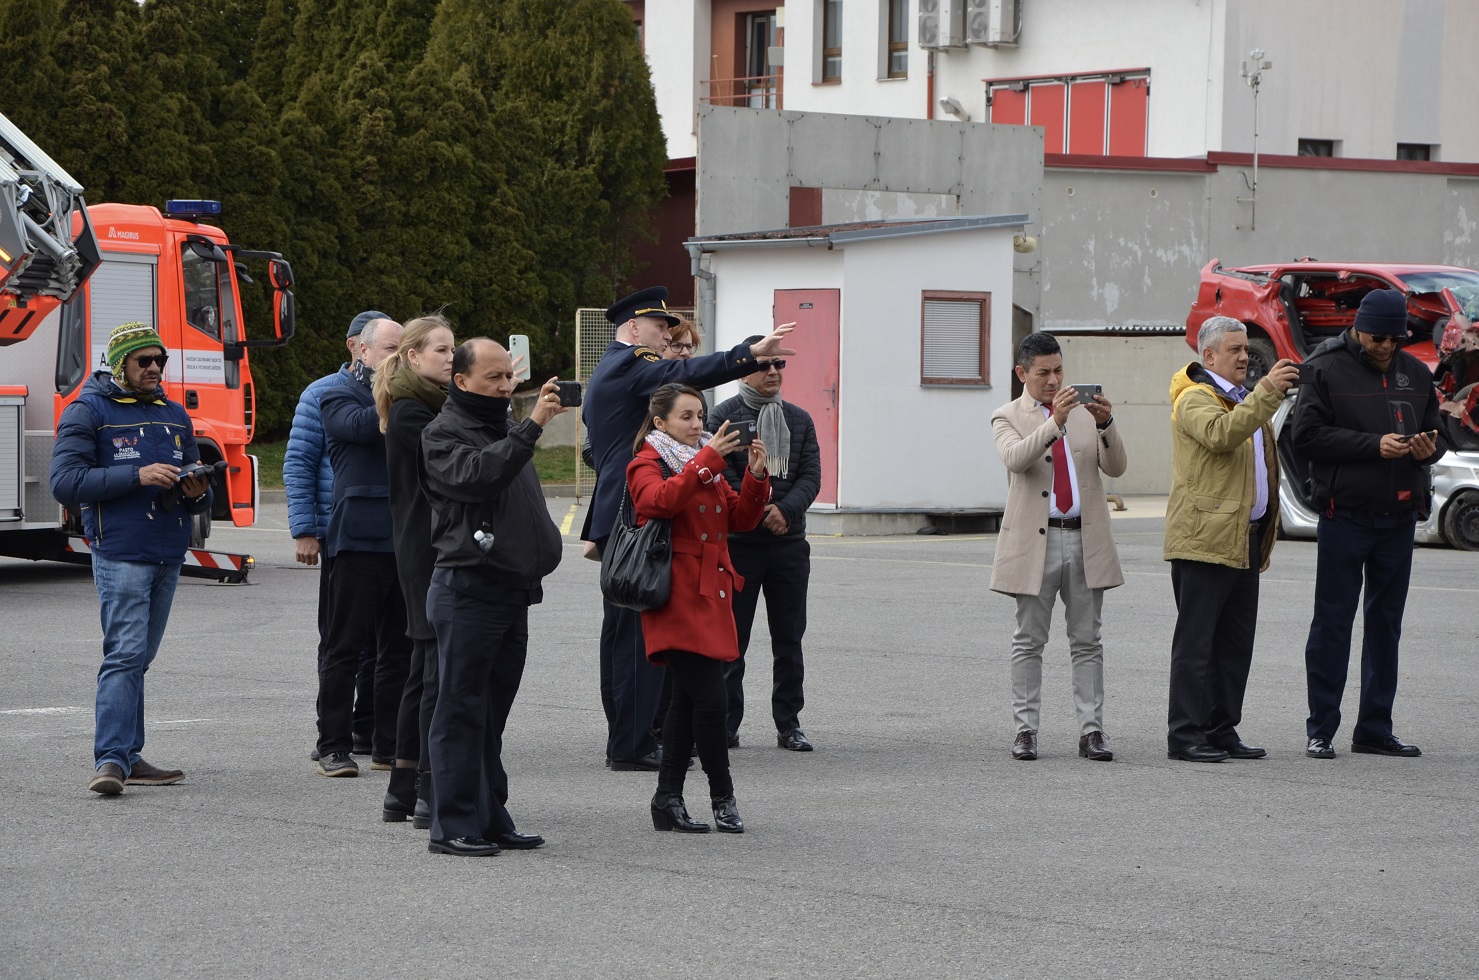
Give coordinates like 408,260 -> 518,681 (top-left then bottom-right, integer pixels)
133,354 -> 169,369
760,360 -> 786,372
667,342 -> 696,353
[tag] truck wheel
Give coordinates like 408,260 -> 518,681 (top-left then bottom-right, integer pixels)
190,509 -> 212,549
1442,490 -> 1479,551
1245,335 -> 1278,386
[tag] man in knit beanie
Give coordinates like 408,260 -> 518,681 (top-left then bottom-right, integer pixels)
107,321 -> 168,395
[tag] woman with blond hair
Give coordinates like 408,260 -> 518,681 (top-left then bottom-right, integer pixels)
373,314 -> 455,825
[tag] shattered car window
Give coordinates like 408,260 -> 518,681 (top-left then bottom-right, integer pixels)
1398,270 -> 1479,321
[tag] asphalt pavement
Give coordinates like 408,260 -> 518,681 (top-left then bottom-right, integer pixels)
3,499 -> 1477,979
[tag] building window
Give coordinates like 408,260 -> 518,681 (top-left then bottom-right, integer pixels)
988,71 -> 1149,157
921,291 -> 991,386
1397,143 -> 1434,161
822,0 -> 843,82
886,0 -> 908,78
1298,138 -> 1336,157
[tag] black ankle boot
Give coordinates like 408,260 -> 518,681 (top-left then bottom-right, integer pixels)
711,794 -> 744,833
383,767 -> 416,822
412,770 -> 432,829
651,792 -> 710,833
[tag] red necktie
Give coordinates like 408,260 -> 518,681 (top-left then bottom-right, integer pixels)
1052,433 -> 1074,514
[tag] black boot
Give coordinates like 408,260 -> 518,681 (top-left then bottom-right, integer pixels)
711,795 -> 744,834
412,770 -> 432,830
383,767 -> 416,822
651,792 -> 710,833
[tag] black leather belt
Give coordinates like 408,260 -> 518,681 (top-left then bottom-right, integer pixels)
1047,517 -> 1082,530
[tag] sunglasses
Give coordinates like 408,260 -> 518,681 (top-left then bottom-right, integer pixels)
1357,332 -> 1399,347
759,360 -> 786,372
133,354 -> 169,369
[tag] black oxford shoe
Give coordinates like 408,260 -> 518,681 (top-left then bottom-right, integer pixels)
428,837 -> 501,857
1306,738 -> 1336,759
1167,744 -> 1229,763
1351,735 -> 1421,757
611,751 -> 662,771
1212,740 -> 1266,759
492,830 -> 545,850
1078,731 -> 1113,761
1012,730 -> 1038,761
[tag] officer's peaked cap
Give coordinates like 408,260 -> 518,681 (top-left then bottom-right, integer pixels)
606,286 -> 680,327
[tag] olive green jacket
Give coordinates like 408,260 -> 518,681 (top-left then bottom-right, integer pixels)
1163,362 -> 1282,570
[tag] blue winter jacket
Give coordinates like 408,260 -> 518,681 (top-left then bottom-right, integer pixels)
320,371 -> 395,557
283,366 -> 351,540
49,371 -> 212,564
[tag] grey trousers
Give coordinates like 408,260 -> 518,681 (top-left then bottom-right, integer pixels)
1010,527 -> 1106,736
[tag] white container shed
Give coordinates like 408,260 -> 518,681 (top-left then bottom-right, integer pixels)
687,214 -> 1028,531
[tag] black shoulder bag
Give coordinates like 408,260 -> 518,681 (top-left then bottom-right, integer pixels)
599,460 -> 673,611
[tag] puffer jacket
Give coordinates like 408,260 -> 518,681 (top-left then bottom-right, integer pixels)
282,366 -> 350,540
706,394 -> 821,539
1163,362 -> 1282,571
49,371 -> 211,564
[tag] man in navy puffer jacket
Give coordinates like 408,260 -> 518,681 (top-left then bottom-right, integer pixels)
51,323 -> 212,796
284,310 -> 390,759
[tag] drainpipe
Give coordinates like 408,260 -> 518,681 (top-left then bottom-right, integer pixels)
686,241 -> 717,350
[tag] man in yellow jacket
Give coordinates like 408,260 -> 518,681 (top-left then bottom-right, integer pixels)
1164,316 -> 1297,762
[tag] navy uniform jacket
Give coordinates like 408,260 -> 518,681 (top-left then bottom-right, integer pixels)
320,373 -> 394,558
584,340 -> 760,542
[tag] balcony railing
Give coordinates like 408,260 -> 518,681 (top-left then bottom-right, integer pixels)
701,74 -> 783,110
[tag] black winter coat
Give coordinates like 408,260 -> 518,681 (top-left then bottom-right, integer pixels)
418,397 -> 562,597
707,394 -> 822,539
1291,330 -> 1446,516
385,397 -> 438,639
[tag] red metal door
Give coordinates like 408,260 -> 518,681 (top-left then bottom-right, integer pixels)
773,288 -> 839,505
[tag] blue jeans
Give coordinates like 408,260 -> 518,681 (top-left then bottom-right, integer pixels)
92,554 -> 182,774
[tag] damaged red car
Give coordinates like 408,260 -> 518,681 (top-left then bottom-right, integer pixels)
1185,258 -> 1479,550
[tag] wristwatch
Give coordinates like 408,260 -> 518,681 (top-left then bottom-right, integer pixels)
1096,415 -> 1114,431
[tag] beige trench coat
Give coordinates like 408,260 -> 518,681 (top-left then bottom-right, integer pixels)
989,392 -> 1128,596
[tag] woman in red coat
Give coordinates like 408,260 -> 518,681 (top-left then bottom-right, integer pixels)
627,383 -> 770,834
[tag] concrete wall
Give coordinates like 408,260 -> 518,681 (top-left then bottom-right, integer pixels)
642,0 -> 708,159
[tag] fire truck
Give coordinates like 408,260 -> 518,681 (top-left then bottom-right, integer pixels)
0,112 -> 294,581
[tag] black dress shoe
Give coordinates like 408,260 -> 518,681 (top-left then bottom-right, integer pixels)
1306,737 -> 1336,759
491,830 -> 545,849
428,837 -> 501,857
777,729 -> 814,751
1211,740 -> 1266,759
651,793 -> 710,832
383,767 -> 417,822
1167,744 -> 1229,763
1078,731 -> 1113,761
1351,734 -> 1421,757
712,795 -> 744,833
610,751 -> 661,771
1012,730 -> 1038,761
412,798 -> 431,830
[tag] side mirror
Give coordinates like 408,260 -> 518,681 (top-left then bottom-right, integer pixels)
276,289 -> 296,343
269,258 -> 294,290
186,239 -> 227,263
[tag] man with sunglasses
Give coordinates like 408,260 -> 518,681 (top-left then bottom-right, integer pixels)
1292,289 -> 1445,760
707,342 -> 822,752
51,322 -> 212,795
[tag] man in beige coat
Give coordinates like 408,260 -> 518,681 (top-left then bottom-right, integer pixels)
991,332 -> 1127,762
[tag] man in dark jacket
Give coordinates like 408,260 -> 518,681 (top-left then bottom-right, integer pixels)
582,286 -> 794,771
417,338 -> 566,857
284,309 -> 390,761
708,340 -> 822,751
50,322 -> 212,795
314,316 -> 408,777
1292,289 -> 1445,760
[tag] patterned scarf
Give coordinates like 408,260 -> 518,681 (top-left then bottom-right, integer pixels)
645,428 -> 712,475
736,383 -> 790,479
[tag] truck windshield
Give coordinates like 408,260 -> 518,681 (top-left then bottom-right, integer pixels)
1398,270 -> 1479,321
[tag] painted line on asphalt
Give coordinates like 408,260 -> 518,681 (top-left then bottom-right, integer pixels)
560,502 -> 579,535
153,718 -> 214,725
0,706 -> 84,716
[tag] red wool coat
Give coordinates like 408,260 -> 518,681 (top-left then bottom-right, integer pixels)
627,443 -> 770,664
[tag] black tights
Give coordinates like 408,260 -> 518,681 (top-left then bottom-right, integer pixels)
657,651 -> 733,800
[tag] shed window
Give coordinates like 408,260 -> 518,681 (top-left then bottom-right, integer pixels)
921,291 -> 990,386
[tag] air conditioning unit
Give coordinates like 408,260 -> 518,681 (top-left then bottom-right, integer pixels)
919,0 -> 966,49
966,0 -> 1019,47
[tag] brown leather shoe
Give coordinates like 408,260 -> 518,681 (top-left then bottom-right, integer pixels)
1011,730 -> 1038,761
126,758 -> 185,785
1078,730 -> 1113,761
88,763 -> 125,796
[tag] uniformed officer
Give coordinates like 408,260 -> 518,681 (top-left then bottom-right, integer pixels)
584,285 -> 795,770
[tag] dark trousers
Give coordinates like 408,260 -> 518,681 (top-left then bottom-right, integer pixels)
725,536 -> 809,735
599,598 -> 663,762
315,550 -> 375,745
1167,524 -> 1263,751
1304,511 -> 1416,743
658,651 -> 734,801
426,581 -> 528,842
317,551 -> 411,757
397,635 -> 437,764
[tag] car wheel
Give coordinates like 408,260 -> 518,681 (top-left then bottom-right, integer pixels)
1441,490 -> 1479,551
1245,334 -> 1278,386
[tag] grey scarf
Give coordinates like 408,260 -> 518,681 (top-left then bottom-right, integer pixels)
737,384 -> 790,479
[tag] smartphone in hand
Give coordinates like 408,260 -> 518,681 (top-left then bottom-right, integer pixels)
1069,383 -> 1101,404
508,334 -> 532,382
556,380 -> 583,407
733,419 -> 758,447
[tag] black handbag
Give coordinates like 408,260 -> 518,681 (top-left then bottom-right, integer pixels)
599,461 -> 673,611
